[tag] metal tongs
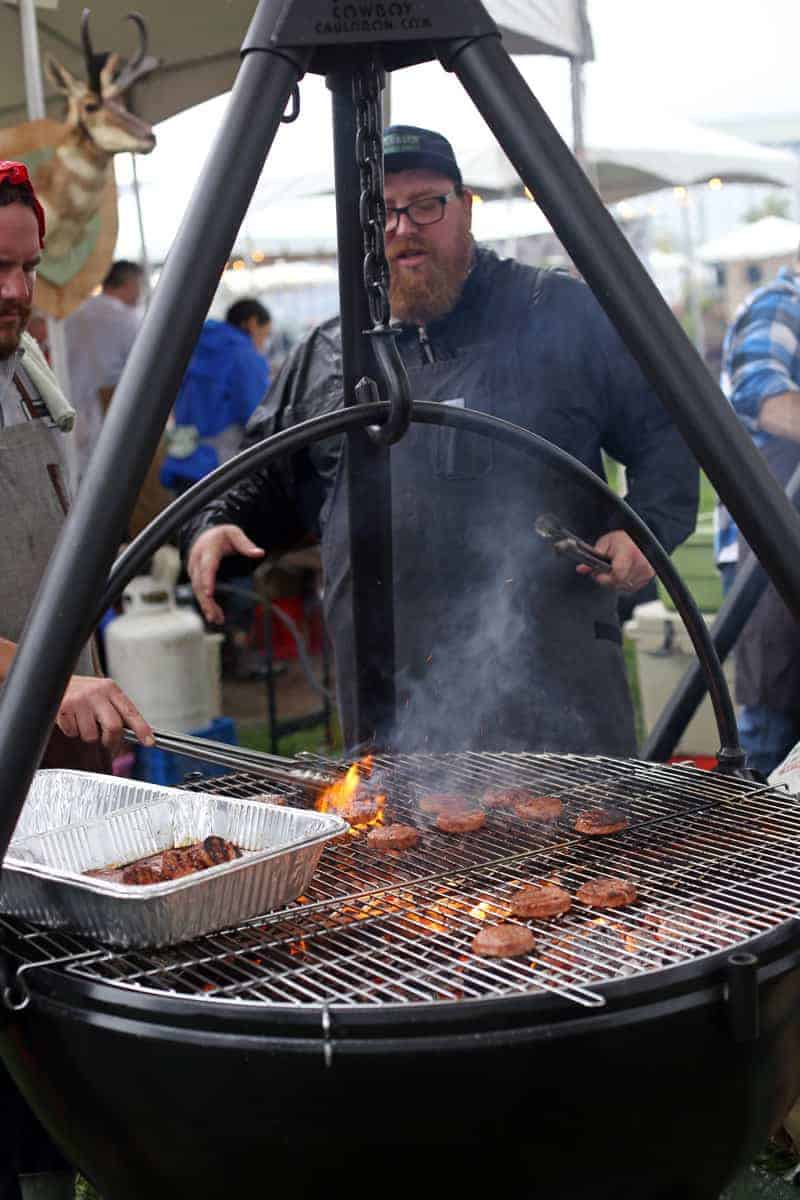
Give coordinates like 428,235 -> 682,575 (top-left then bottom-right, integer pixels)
534,513 -> 612,575
122,727 -> 342,794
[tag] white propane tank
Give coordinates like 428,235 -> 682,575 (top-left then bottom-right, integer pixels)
105,578 -> 213,733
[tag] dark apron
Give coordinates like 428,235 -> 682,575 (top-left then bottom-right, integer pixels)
736,434 -> 800,712
0,371 -> 109,772
321,291 -> 635,755
0,374 -> 77,1198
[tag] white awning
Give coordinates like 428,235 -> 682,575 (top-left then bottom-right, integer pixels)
0,1 -> 592,130
697,216 -> 800,264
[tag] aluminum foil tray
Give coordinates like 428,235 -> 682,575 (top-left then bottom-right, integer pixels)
0,770 -> 347,948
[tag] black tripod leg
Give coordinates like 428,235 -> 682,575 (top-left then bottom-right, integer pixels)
444,34 -> 800,629
0,6 -> 311,856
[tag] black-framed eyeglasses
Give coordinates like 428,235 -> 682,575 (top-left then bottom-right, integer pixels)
384,189 -> 458,234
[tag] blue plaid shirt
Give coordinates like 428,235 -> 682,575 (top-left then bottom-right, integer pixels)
714,265 -> 800,565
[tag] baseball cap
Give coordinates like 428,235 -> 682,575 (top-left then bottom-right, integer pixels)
383,125 -> 463,187
0,161 -> 46,246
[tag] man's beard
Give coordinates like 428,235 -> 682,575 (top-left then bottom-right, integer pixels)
388,233 -> 473,325
0,303 -> 30,360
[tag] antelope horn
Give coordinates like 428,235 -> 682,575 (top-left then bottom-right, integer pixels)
102,11 -> 159,98
80,8 -> 103,95
125,12 -> 148,72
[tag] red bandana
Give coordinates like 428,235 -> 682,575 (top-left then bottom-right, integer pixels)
0,160 -> 46,246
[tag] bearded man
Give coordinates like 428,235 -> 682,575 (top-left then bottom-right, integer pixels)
183,126 -> 698,754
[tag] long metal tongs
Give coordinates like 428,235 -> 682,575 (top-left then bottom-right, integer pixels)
122,728 -> 341,794
534,513 -> 612,575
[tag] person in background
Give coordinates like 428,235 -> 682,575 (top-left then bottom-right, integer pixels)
713,245 -> 800,777
64,259 -> 143,483
183,126 -> 698,754
161,298 -> 271,678
0,160 -> 153,1200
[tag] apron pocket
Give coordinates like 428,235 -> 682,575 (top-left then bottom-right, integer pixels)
434,398 -> 494,480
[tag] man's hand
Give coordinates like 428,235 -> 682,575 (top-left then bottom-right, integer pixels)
57,676 -> 154,755
576,530 -> 654,593
187,524 -> 265,625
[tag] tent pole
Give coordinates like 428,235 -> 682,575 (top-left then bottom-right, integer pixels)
17,0 -> 76,485
569,55 -> 598,190
18,0 -> 45,118
129,153 -> 152,302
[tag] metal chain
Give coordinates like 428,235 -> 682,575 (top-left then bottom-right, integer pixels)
354,57 -> 390,329
353,57 -> 412,446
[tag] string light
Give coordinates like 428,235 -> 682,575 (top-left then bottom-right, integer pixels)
673,185 -> 688,202
251,249 -> 266,263
231,259 -> 246,271
707,177 -> 723,190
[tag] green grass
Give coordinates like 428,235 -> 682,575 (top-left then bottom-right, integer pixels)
237,718 -> 342,759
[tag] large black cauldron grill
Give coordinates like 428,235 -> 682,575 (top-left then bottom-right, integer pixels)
3,755 -> 800,1199
3,3 -> 800,1198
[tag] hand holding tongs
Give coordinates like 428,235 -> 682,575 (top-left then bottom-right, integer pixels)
534,513 -> 612,575
122,727 -> 341,794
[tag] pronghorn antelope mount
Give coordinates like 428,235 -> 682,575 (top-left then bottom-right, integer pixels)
36,9 -> 158,261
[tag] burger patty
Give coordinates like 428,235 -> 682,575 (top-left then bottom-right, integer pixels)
574,807 -> 629,836
576,877 -> 638,908
509,883 -> 572,919
436,809 -> 487,834
419,792 -> 475,815
471,923 -> 536,958
366,824 -> 420,852
514,795 -> 564,823
340,796 -> 383,826
482,787 -> 528,810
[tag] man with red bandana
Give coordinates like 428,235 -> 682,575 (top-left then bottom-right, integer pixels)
0,161 -> 153,762
183,127 -> 698,754
0,163 -> 153,1196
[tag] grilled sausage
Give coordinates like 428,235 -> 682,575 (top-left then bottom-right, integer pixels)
509,884 -> 572,919
574,807 -> 629,836
367,824 -> 420,852
120,863 -> 161,886
471,923 -> 536,958
203,836 -> 242,864
436,809 -> 487,834
513,795 -> 564,823
576,877 -> 638,908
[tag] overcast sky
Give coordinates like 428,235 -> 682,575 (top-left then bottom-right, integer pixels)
586,0 -> 798,121
115,0 -> 800,259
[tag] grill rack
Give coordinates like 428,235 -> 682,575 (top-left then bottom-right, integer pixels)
3,753 -> 799,1012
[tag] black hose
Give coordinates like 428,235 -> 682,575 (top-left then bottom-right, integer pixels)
101,401 -> 742,767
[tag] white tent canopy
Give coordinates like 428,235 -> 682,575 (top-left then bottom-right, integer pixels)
697,216 -> 800,264
0,0 -> 592,130
449,89 -> 800,202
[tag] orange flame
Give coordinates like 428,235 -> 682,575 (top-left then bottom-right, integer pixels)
316,756 -> 386,829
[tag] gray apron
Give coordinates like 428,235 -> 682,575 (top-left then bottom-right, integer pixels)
0,370 -> 105,771
321,304 -> 635,755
